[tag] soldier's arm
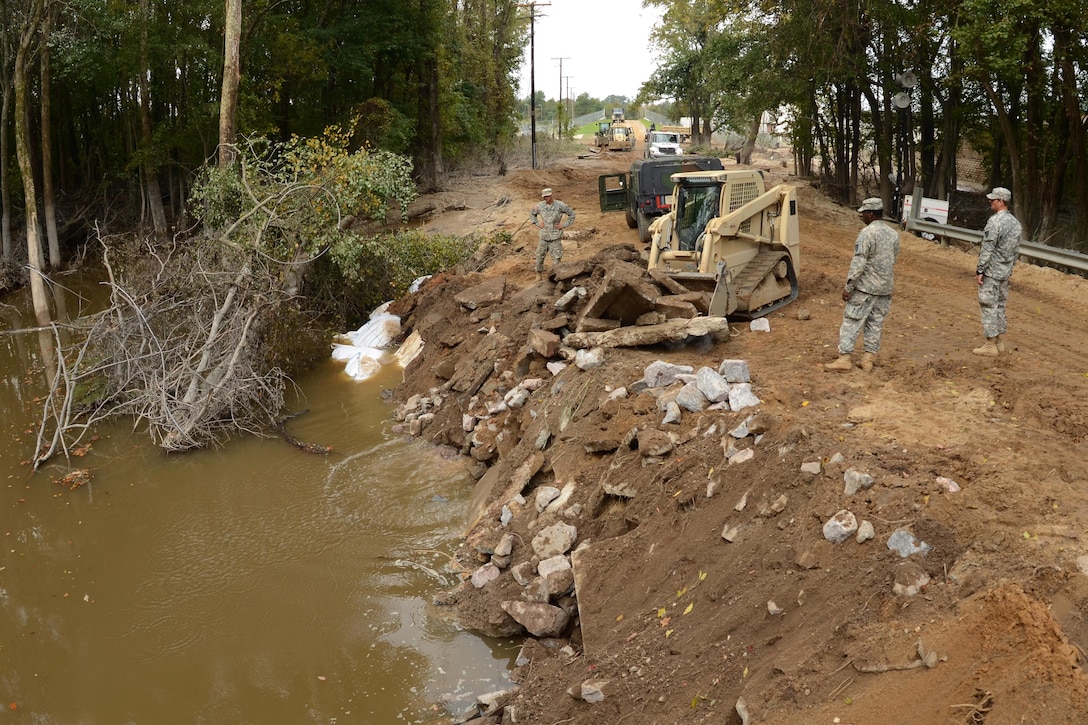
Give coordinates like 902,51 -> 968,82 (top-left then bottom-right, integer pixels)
844,232 -> 871,292
976,220 -> 996,274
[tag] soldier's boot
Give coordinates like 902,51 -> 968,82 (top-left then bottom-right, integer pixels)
536,270 -> 544,281
857,352 -> 876,372
823,354 -> 853,372
972,337 -> 1000,357
996,334 -> 1006,353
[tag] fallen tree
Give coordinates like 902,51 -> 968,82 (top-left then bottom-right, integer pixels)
32,125 -> 487,464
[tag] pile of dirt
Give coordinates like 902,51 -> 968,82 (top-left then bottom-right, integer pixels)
393,135 -> 1088,724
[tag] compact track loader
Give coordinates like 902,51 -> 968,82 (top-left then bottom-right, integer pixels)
647,169 -> 799,319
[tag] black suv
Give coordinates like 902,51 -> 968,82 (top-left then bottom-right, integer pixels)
598,156 -> 725,243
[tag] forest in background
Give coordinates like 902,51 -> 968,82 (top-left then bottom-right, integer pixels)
1,0 -> 1086,280
638,0 -> 1088,250
0,0 -> 526,279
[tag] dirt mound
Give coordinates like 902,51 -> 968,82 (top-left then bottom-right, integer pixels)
392,137 -> 1088,724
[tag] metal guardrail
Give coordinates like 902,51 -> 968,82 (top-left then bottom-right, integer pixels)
902,187 -> 1088,275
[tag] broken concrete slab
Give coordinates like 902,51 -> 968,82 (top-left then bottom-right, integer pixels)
564,316 -> 731,349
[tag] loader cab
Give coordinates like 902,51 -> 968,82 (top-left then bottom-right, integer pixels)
674,178 -> 722,252
669,169 -> 767,250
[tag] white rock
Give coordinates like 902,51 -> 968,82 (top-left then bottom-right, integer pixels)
729,448 -> 754,465
532,522 -> 578,558
844,468 -> 875,495
546,361 -> 568,376
662,401 -> 682,425
856,520 -> 875,543
823,510 -> 859,544
718,359 -> 751,383
471,563 -> 501,588
936,476 -> 961,492
750,318 -> 771,332
505,388 -> 531,409
535,486 -> 562,513
728,383 -> 761,411
579,679 -> 608,703
695,367 -> 731,402
643,361 -> 694,388
575,347 -> 605,370
607,386 -> 628,401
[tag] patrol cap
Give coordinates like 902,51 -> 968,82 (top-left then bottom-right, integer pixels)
986,187 -> 1011,201
857,197 -> 882,213
541,188 -> 553,197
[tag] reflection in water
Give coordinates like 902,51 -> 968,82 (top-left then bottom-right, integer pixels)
0,277 -> 515,723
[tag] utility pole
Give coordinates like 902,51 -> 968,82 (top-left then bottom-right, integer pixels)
519,2 -> 550,169
552,56 -> 569,138
565,76 -> 573,131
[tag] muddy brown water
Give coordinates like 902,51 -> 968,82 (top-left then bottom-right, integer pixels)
0,277 -> 514,722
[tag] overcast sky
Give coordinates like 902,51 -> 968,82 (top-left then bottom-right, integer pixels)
516,0 -> 660,102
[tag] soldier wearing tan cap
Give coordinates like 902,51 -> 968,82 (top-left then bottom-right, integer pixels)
825,197 -> 901,372
529,188 -> 575,280
972,187 -> 1022,356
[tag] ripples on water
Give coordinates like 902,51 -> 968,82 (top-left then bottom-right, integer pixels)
0,297 -> 516,725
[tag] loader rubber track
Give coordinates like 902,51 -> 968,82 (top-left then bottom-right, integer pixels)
729,248 -> 798,320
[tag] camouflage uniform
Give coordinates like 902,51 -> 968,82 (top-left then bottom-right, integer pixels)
837,220 -> 900,355
530,199 -> 575,272
976,209 -> 1022,338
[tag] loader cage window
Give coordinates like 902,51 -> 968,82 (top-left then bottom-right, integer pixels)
676,182 -> 720,251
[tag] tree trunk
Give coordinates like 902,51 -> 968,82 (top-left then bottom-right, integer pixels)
139,0 -> 168,239
0,0 -> 12,261
737,114 -> 760,165
41,9 -> 59,268
218,0 -> 241,169
15,0 -> 49,325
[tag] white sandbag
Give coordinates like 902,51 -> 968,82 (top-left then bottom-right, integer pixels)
347,313 -> 401,348
331,343 -> 392,364
344,354 -> 383,381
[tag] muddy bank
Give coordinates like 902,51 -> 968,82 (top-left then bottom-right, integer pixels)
382,151 -> 1088,724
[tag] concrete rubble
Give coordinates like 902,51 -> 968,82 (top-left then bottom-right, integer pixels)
379,245 -> 941,723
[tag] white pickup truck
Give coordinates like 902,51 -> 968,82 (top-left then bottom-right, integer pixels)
645,131 -> 682,158
900,194 -> 949,241
901,195 -> 949,225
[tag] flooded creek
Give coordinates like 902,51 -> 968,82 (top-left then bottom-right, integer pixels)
1,279 -> 514,722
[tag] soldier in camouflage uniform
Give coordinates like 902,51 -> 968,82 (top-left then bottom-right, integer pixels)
972,187 -> 1022,356
529,188 -> 576,279
824,198 -> 901,372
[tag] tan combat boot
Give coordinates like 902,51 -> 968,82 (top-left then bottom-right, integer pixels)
858,352 -> 875,371
823,354 -> 853,372
996,334 -> 1006,353
972,337 -> 999,356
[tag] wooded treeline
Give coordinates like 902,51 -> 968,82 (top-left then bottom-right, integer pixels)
640,0 -> 1088,248
0,0 -> 525,275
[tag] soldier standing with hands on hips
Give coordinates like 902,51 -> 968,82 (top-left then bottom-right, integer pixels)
529,188 -> 575,280
824,198 -> 901,373
972,187 -> 1022,356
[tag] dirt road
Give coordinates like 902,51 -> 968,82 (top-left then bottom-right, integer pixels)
402,137 -> 1088,724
